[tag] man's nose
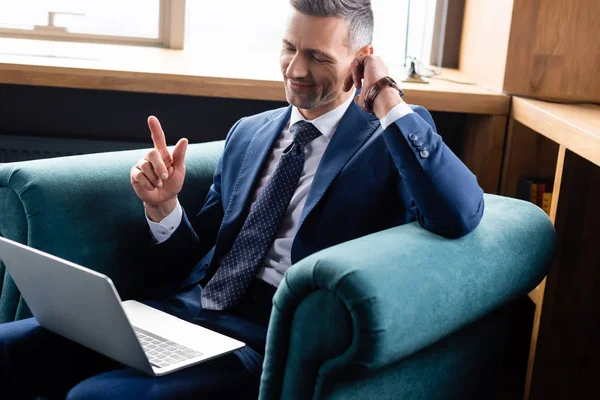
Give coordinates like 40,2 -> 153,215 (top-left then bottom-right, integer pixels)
286,54 -> 309,79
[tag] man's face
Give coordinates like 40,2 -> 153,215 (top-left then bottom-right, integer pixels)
281,10 -> 358,118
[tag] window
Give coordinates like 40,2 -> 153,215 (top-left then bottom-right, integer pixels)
184,0 -> 439,69
0,0 -> 440,66
0,0 -> 185,48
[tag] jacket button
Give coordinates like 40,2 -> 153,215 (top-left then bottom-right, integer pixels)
408,133 -> 419,142
420,150 -> 430,159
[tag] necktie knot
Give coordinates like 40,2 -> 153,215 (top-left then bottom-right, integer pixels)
290,121 -> 321,147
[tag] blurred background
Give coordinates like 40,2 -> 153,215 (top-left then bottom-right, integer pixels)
1,2 -> 600,398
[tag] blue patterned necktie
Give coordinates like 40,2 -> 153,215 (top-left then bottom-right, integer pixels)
201,121 -> 322,310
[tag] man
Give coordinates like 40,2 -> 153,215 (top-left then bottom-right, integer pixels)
0,0 -> 484,398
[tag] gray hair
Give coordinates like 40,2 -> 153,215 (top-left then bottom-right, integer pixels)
289,0 -> 374,52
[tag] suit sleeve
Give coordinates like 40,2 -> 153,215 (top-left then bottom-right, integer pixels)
143,118 -> 244,289
384,106 -> 484,238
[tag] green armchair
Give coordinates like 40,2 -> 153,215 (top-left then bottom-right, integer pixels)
0,141 -> 555,399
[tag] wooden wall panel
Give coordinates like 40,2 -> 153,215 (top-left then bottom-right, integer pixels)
504,0 -> 600,102
461,0 -> 600,102
459,0 -> 515,90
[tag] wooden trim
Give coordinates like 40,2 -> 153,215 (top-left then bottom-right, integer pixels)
0,62 -> 287,101
525,146 -> 565,398
0,63 -> 508,114
402,85 -> 508,115
525,277 -> 546,400
527,284 -> 542,306
161,0 -> 186,49
0,29 -> 163,48
549,145 -> 566,224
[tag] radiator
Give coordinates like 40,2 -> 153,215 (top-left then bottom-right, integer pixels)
0,135 -> 148,163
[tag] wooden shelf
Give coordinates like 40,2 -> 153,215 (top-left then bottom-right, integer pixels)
501,96 -> 600,399
512,97 -> 600,167
501,96 -> 600,219
0,38 -> 510,115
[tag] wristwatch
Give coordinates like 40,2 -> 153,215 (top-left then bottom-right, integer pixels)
364,76 -> 404,114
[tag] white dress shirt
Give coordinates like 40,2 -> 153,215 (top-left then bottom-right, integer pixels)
147,95 -> 414,287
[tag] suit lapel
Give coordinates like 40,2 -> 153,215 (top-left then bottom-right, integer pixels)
297,102 -> 380,230
224,106 -> 292,226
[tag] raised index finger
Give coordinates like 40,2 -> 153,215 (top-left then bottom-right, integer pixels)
147,116 -> 170,159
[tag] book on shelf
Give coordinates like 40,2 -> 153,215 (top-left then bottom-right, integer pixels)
516,177 -> 553,216
536,183 -> 546,207
542,192 -> 552,215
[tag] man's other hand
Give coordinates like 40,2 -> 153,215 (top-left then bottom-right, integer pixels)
130,116 -> 188,222
342,54 -> 403,118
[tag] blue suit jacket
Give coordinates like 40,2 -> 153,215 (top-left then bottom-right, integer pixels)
148,101 -> 484,294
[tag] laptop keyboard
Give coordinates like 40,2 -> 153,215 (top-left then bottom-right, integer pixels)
133,327 -> 204,368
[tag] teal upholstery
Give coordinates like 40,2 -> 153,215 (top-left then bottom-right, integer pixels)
0,142 -> 555,399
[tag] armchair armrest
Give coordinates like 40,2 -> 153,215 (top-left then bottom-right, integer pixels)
0,141 -> 223,322
260,194 -> 556,400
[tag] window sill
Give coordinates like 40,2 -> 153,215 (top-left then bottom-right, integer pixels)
0,38 -> 510,115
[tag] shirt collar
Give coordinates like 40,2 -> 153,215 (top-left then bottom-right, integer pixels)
288,91 -> 355,141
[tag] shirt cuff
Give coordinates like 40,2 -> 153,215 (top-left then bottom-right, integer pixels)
379,101 -> 414,130
146,199 -> 183,244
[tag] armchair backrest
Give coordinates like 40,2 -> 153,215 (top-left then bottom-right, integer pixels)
0,141 -> 224,322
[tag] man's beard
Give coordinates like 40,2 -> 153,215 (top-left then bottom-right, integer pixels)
287,92 -> 320,109
286,85 -> 335,110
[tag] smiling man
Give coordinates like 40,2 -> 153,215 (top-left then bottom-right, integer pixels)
0,1 -> 484,399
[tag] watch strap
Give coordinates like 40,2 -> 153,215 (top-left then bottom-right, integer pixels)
364,76 -> 404,114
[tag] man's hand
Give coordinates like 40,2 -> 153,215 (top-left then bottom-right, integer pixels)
342,55 -> 403,119
130,116 -> 188,222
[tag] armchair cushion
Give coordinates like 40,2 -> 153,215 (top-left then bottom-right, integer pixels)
260,194 -> 555,399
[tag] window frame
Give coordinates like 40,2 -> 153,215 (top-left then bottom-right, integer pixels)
430,0 -> 464,68
0,0 -> 185,49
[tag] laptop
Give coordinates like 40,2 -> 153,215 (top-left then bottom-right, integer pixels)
0,236 -> 245,376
